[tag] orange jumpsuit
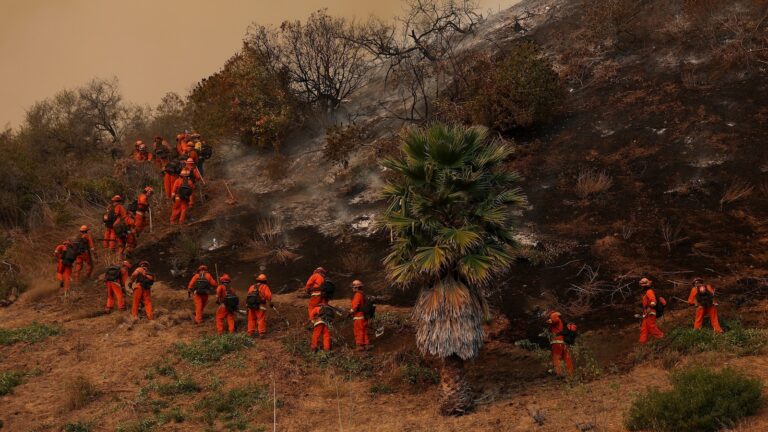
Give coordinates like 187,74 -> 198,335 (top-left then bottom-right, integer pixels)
350,291 -> 370,349
105,267 -> 126,312
548,315 -> 574,377
305,272 -> 327,319
688,285 -> 723,333
310,306 -> 331,351
131,147 -> 153,162
74,233 -> 95,281
116,214 -> 137,257
170,177 -> 195,225
130,267 -> 154,320
153,141 -> 171,169
53,244 -> 73,294
163,161 -> 180,200
215,284 -> 237,335
188,271 -> 217,324
247,283 -> 273,336
103,203 -> 127,250
639,289 -> 664,344
184,163 -> 203,208
134,193 -> 151,235
176,135 -> 189,156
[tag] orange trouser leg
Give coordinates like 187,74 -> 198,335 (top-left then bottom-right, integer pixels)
354,319 -> 369,347
551,344 -> 574,377
103,229 -> 116,250
135,212 -> 146,235
170,200 -> 189,224
247,309 -> 258,335
694,307 -> 705,330
106,281 -> 125,311
307,296 -> 324,319
216,306 -> 232,335
61,266 -> 72,294
255,309 -> 267,335
639,315 -> 664,344
56,262 -> 64,281
143,289 -> 153,320
131,287 -> 143,318
163,174 -> 175,199
707,306 -> 723,333
193,293 -> 208,324
312,324 -> 327,350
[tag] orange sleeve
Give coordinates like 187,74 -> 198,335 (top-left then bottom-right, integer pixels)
647,290 -> 657,306
707,285 -> 715,295
260,284 -> 272,302
138,194 -> 148,205
216,285 -> 226,301
187,274 -> 199,290
205,273 -> 217,286
351,292 -> 363,312
688,287 -> 697,305
305,275 -> 316,291
247,284 -> 255,294
117,205 -> 127,219
172,178 -> 182,195
309,307 -> 320,320
86,234 -> 95,249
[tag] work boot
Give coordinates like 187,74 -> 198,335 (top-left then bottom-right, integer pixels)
365,344 -> 374,351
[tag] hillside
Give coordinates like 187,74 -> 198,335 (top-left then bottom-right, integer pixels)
3,0 -> 768,431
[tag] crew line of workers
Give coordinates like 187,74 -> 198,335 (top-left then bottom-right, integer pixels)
548,275 -> 725,379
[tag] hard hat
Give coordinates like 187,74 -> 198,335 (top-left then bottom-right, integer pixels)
197,264 -> 208,271
122,260 -> 131,267
315,267 -> 326,274
111,195 -> 122,202
136,140 -> 144,146
186,158 -> 195,164
256,274 -> 268,282
176,134 -> 183,139
180,169 -> 190,177
639,277 -> 652,287
220,274 -> 231,283
63,239 -> 72,245
79,225 -> 88,232
548,311 -> 561,319
692,277 -> 704,285
139,260 -> 149,268
351,280 -> 364,288
144,186 -> 154,193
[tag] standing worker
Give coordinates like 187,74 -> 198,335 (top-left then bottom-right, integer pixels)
187,265 -> 217,324
639,277 -> 665,344
104,263 -> 126,313
114,212 -> 137,258
246,274 -> 273,338
687,277 -> 724,333
152,136 -> 171,169
547,311 -> 574,377
134,187 -> 153,236
54,240 -> 77,295
128,260 -> 155,321
163,159 -> 182,200
103,195 -> 127,251
74,225 -> 96,282
170,170 -> 195,225
349,280 -> 371,351
215,274 -> 238,335
310,304 -> 333,352
304,267 -> 327,319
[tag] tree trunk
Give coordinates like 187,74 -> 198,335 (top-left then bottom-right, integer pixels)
439,354 -> 473,416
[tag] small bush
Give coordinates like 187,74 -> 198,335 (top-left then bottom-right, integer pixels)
369,383 -> 396,395
625,367 -> 762,432
145,360 -> 177,380
115,418 -> 158,432
402,363 -> 439,386
156,407 -> 186,424
173,334 -> 254,365
575,169 -> 613,198
0,321 -> 61,345
154,378 -> 201,397
323,123 -> 369,168
666,326 -> 768,356
0,370 -> 24,395
62,422 -> 91,432
64,375 -> 98,411
198,384 -> 270,430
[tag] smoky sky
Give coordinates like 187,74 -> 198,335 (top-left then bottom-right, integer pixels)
0,0 -> 517,127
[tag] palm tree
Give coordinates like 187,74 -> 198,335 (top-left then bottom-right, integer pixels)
381,123 -> 526,415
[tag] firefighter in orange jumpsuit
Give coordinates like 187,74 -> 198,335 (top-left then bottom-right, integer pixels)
687,277 -> 723,333
54,240 -> 76,295
74,225 -> 96,282
104,262 -> 126,312
349,280 -> 371,351
182,143 -> 200,165
639,277 -> 665,344
103,195 -> 127,250
134,186 -> 153,236
176,133 -> 188,156
183,158 -> 203,208
187,265 -> 217,324
131,140 -> 153,162
215,274 -> 237,335
305,267 -> 327,319
115,212 -> 137,258
247,274 -> 273,337
310,304 -> 333,352
163,159 -> 182,200
170,170 -> 195,225
152,136 -> 171,169
129,260 -> 154,320
547,311 -> 574,377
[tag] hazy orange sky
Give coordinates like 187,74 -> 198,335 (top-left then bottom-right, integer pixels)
0,0 -> 516,128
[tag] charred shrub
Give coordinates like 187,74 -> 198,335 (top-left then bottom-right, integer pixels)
466,43 -> 564,131
625,367 -> 762,432
323,122 -> 370,168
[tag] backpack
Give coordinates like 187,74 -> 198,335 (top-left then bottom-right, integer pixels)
560,322 -> 578,346
655,296 -> 667,319
62,244 -> 78,265
105,265 -> 121,282
75,236 -> 89,255
696,288 -> 714,307
177,183 -> 193,201
127,200 -> 138,213
246,286 -> 262,309
137,271 -> 155,289
193,273 -> 212,294
320,280 -> 336,300
319,305 -> 335,322
114,221 -> 130,238
361,300 -> 376,320
155,146 -> 169,159
165,160 -> 182,176
103,206 -> 117,228
224,294 -> 239,313
199,143 -> 213,160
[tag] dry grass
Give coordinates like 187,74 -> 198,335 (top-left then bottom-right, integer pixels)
575,169 -> 613,198
720,180 -> 754,210
660,219 -> 689,253
246,217 -> 301,265
64,375 -> 98,412
340,252 -> 374,275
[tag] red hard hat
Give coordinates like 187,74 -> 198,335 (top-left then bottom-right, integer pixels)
136,140 -> 144,146
111,195 -> 122,202
79,225 -> 88,232
256,274 -> 268,282
144,186 -> 154,193
220,274 -> 231,283
639,278 -> 652,287
197,264 -> 208,272
692,277 -> 704,285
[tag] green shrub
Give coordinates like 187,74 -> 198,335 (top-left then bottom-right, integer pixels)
154,378 -> 201,397
369,383 -> 396,395
155,407 -> 186,424
62,422 -> 91,432
144,360 -> 177,380
116,418 -> 158,432
0,370 -> 24,395
197,384 -> 270,430
0,322 -> 61,345
402,363 -> 439,386
625,367 -> 762,432
173,334 -> 254,365
664,325 -> 768,356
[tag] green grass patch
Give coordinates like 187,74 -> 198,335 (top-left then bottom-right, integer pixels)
198,384 -> 271,431
62,422 -> 91,432
402,363 -> 439,385
625,367 -> 762,432
155,407 -> 186,424
280,334 -> 374,379
173,334 -> 254,365
154,378 -> 201,397
665,325 -> 768,355
0,321 -> 61,345
0,370 -> 25,395
369,383 -> 396,395
144,359 -> 177,380
115,418 -> 158,432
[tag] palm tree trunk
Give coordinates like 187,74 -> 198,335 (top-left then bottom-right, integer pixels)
439,354 -> 473,416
